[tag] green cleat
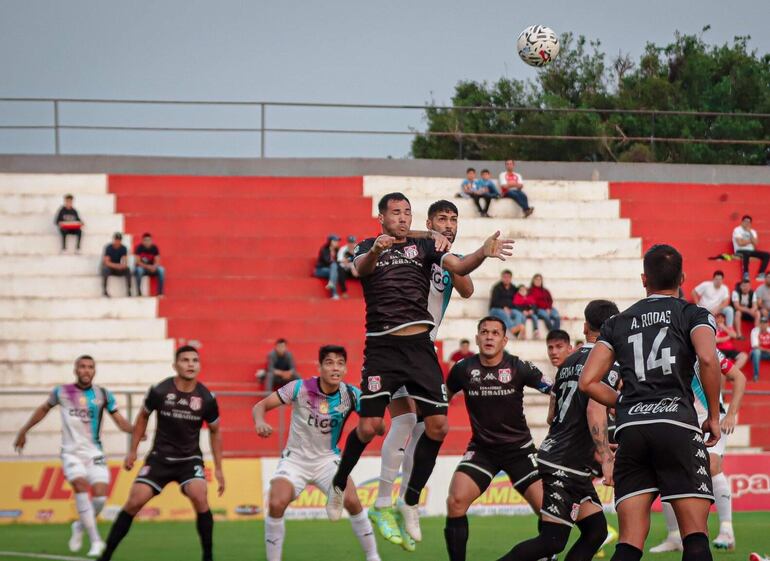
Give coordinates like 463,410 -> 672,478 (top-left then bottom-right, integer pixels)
395,509 -> 417,552
368,506 -> 402,545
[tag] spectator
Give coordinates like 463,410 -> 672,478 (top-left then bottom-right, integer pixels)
460,167 -> 493,217
529,274 -> 561,332
55,194 -> 84,253
513,284 -> 539,338
478,168 -> 501,203
488,269 -> 525,338
101,232 -> 131,297
448,339 -> 474,370
732,215 -> 769,281
314,234 -> 347,300
754,275 -> 770,317
134,232 -> 165,297
261,339 -> 300,392
337,235 -> 359,278
732,278 -> 760,338
498,159 -> 534,217
715,312 -> 748,370
692,270 -> 734,327
750,315 -> 770,382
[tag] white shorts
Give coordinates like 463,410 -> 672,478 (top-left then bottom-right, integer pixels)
392,386 -> 410,400
62,452 -> 110,485
698,412 -> 727,457
270,454 -> 342,499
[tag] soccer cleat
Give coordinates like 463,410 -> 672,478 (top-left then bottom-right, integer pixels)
396,499 -> 421,542
68,520 -> 83,552
367,506 -> 402,545
649,535 -> 683,553
325,485 -> 345,522
749,554 -> 770,561
87,541 -> 106,558
394,509 -> 416,552
713,531 -> 736,550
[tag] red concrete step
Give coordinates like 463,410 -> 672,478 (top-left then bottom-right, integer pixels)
610,183 -> 770,205
118,196 -> 373,216
160,296 -> 364,319
123,217 -> 379,237
166,318 -> 365,341
160,256 -> 320,277
617,202 -> 770,218
161,277 -> 364,298
749,425 -> 770,450
196,340 -> 367,363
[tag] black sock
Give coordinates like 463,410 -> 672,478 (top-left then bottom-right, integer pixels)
497,521 -> 571,561
682,532 -> 711,561
404,433 -> 443,505
332,429 -> 368,490
610,543 -> 643,561
196,510 -> 214,561
99,509 -> 135,561
564,511 -> 607,561
444,515 -> 469,561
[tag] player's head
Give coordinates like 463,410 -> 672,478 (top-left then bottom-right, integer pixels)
73,355 -> 96,387
465,167 -> 476,179
174,345 -> 200,380
377,192 -> 411,238
426,200 -> 459,243
642,244 -> 684,293
318,345 -> 347,388
546,330 -> 572,367
712,270 -> 725,288
476,316 -> 508,359
64,194 -> 74,208
583,299 -> 619,338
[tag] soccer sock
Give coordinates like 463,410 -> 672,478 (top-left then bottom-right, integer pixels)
398,421 -> 425,500
265,515 -> 285,561
609,543 -> 643,561
100,509 -> 134,561
661,501 -> 681,536
376,413 -> 417,508
496,521 -> 570,561
92,496 -> 107,518
332,429 -> 369,491
444,515 -> 469,561
349,511 -> 380,561
196,510 -> 214,561
75,492 -> 101,545
404,432 -> 443,506
682,532 -> 712,561
713,472 -> 733,532
564,512 -> 607,561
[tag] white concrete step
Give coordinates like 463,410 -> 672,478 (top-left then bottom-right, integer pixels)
462,277 -> 644,300
0,174 -> 107,195
0,340 -> 175,362
0,319 -> 167,341
444,297 -> 639,320
0,213 -> 123,234
451,237 -> 641,259
443,257 -> 642,280
433,217 -> 630,239
0,297 -> 156,319
0,361 -> 175,387
0,194 -> 115,214
0,234 -> 134,255
2,254 -> 110,276
0,277 -> 134,298
405,198 -> 620,220
438,318 -> 586,341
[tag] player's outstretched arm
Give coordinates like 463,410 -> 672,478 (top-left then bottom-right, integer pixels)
354,235 -> 395,277
110,410 -> 134,434
692,328 -> 722,447
451,272 -> 474,298
578,345 -> 619,408
124,408 -> 149,471
208,421 -> 225,496
407,229 -> 452,252
13,402 -> 53,454
253,392 -> 283,437
587,398 -> 614,486
443,231 -> 515,277
721,365 -> 746,435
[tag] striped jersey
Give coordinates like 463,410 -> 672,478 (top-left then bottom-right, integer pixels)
46,384 -> 118,456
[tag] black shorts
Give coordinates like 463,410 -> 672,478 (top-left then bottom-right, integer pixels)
359,331 -> 447,418
456,442 -> 540,494
614,423 -> 713,507
135,456 -> 206,495
540,467 -> 601,526
720,349 -> 740,360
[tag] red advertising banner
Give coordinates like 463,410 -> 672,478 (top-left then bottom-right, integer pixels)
722,453 -> 770,511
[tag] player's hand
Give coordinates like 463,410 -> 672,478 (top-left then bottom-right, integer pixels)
601,457 -> 615,487
702,416 -> 721,447
124,451 -> 137,471
255,421 -> 273,438
13,432 -> 26,454
430,231 -> 451,252
372,235 -> 395,255
215,468 -> 225,497
483,231 -> 515,260
720,413 -> 737,435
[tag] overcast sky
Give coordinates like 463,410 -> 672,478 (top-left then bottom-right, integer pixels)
1,0 -> 768,158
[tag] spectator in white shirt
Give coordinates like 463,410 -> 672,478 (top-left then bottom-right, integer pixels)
338,235 -> 359,278
754,275 -> 770,316
498,159 -> 533,217
750,315 -> 770,381
731,278 -> 760,338
732,215 -> 769,281
692,270 -> 733,326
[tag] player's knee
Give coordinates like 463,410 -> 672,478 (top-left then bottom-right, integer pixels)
357,418 -> 384,441
268,497 -> 289,518
446,493 -> 470,517
69,478 -> 89,493
424,417 -> 449,441
540,522 -> 571,555
577,512 -> 608,550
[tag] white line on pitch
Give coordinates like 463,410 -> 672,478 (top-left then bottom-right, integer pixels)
0,552 -> 88,561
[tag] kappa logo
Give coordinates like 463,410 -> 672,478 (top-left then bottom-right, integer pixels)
693,433 -> 704,443
178,398 -> 189,406
484,373 -> 497,381
403,245 -> 418,259
698,483 -> 711,493
368,376 -> 382,393
552,480 -> 565,488
461,450 -> 475,462
190,396 -> 202,411
695,449 -> 707,460
497,368 -> 512,384
550,492 -> 562,501
546,505 -> 560,515
553,470 -> 567,478
697,466 -> 708,476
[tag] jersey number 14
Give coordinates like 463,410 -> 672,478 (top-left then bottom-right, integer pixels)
627,327 -> 677,381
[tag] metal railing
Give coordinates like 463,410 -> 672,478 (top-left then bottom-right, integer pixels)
1,97 -> 769,158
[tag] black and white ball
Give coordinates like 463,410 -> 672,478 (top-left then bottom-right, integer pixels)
516,25 -> 560,67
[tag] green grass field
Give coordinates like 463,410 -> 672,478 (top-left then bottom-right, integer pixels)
0,513 -> 768,560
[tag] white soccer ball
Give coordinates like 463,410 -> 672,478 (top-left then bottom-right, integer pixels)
516,25 -> 560,67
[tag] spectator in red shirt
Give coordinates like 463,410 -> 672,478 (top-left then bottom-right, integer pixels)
497,159 -> 534,217
715,312 -> 748,370
134,232 -> 165,296
751,315 -> 770,381
513,285 -> 539,338
528,273 -> 561,332
448,339 -> 474,370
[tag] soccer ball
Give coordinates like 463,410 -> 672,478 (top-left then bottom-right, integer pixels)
516,25 -> 559,67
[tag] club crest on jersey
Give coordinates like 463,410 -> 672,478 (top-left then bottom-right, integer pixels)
570,503 -> 580,521
319,401 -> 329,415
403,245 -> 418,259
189,396 -> 202,411
368,376 -> 381,392
608,370 -> 619,386
497,368 -> 512,383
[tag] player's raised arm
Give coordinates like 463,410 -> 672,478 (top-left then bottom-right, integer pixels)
579,344 -> 619,408
692,327 -> 722,447
353,235 -> 395,277
451,272 -> 474,298
407,229 -> 452,252
13,400 -> 54,453
252,392 -> 284,437
443,231 -> 514,277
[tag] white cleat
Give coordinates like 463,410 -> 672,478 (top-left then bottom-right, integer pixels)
649,536 -> 683,553
749,553 -> 770,561
68,521 -> 83,552
87,541 -> 106,558
325,485 -> 345,522
713,531 -> 735,550
397,499 -> 422,542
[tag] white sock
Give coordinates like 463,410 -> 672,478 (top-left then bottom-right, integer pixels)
92,496 -> 107,518
74,492 -> 101,545
661,502 -> 681,537
398,421 -> 425,500
712,472 -> 733,532
350,511 -> 381,561
375,413 -> 416,508
265,515 -> 285,561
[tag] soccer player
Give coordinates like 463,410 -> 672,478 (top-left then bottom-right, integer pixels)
13,355 -> 133,557
546,329 -> 574,369
649,349 -> 746,553
579,244 -> 722,561
444,316 -> 552,561
253,345 -> 380,561
370,199 -> 474,550
98,346 -> 224,561
326,192 -> 513,543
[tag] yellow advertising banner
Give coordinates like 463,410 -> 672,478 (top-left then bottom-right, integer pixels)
0,459 -> 263,524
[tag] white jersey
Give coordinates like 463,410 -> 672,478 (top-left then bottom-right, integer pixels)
47,384 -> 118,457
427,256 -> 456,341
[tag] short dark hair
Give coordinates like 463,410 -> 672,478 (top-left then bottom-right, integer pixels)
75,354 -> 95,365
466,167 -> 476,173
319,345 -> 347,363
276,338 -> 287,345
64,194 -> 74,200
459,338 -> 470,345
427,200 -> 459,219
713,270 -> 725,278
742,215 -> 752,222
480,168 -> 490,174
477,315 -> 507,333
643,244 -> 683,291
501,269 -> 512,276
546,329 -> 571,345
377,192 -> 410,213
175,345 -> 199,360
142,232 -> 152,238
584,300 -> 620,332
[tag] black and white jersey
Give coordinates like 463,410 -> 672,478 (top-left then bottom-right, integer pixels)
447,353 -> 551,448
538,344 -> 620,476
598,295 -> 715,435
143,377 -> 220,462
354,237 -> 446,336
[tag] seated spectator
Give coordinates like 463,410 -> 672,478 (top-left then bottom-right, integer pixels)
529,274 -> 561,332
498,159 -> 534,217
134,232 -> 165,297
750,315 -> 770,382
754,275 -> 770,318
732,278 -> 760,338
488,269 -> 525,338
692,270 -> 733,327
259,339 -> 301,392
337,235 -> 359,278
314,234 -> 347,300
715,312 -> 748,370
448,339 -> 474,370
478,168 -> 501,200
55,194 -> 84,253
460,167 -> 493,217
101,232 -> 131,297
732,215 -> 769,281
513,284 -> 539,338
